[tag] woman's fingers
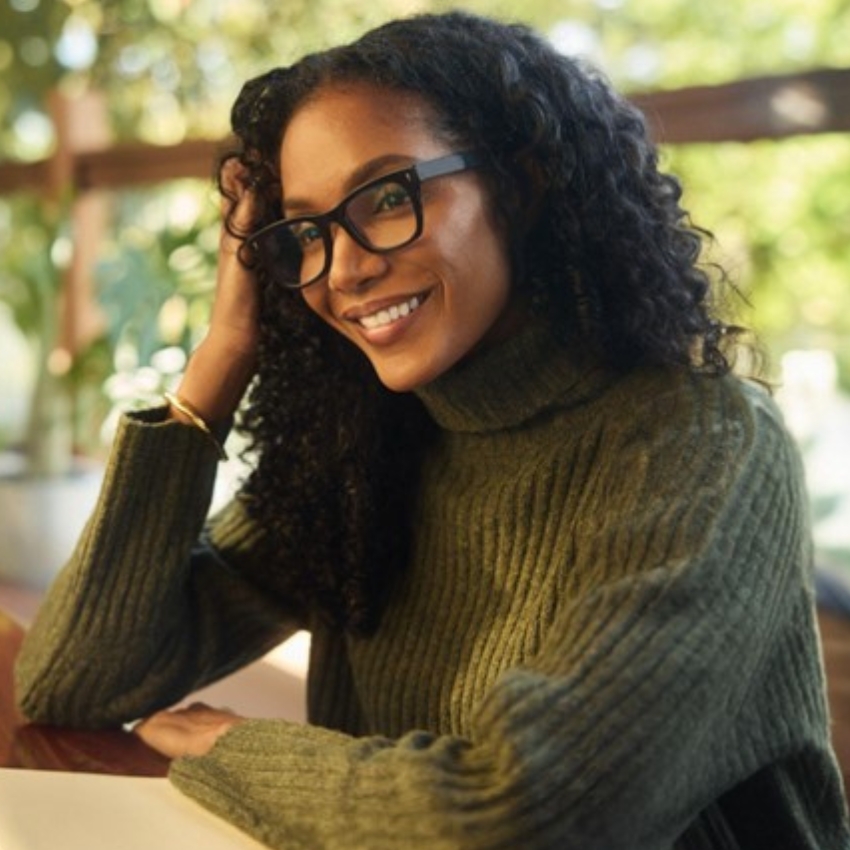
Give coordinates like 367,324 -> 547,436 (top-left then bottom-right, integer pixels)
220,157 -> 257,232
132,703 -> 245,759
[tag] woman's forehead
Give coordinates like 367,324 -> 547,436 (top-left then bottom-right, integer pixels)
278,84 -> 448,208
282,83 -> 439,154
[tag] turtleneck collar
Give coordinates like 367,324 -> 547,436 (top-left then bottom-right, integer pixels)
413,323 -> 614,433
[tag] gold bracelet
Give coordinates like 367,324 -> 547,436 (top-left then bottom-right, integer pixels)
163,391 -> 228,461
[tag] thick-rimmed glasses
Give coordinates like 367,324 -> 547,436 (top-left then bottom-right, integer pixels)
246,151 -> 480,289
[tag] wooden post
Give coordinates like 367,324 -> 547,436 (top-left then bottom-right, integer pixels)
47,90 -> 111,362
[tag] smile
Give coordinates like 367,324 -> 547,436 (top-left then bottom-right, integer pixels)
357,295 -> 424,330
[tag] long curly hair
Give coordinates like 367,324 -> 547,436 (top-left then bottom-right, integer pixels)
217,11 -> 748,634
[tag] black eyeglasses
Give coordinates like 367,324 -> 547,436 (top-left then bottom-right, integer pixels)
245,151 -> 480,289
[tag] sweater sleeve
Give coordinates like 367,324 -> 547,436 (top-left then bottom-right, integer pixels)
15,408 -> 303,728
168,382 -> 837,849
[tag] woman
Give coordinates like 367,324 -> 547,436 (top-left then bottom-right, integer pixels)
16,11 -> 849,849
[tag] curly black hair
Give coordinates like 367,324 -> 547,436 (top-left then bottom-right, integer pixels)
217,11 -> 748,634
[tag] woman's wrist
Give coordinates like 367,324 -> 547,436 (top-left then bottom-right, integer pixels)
172,333 -> 257,423
163,391 -> 229,460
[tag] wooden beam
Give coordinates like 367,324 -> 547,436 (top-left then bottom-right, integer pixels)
0,139 -> 222,197
1,67 -> 849,197
0,160 -> 50,194
632,67 -> 850,144
48,93 -> 111,359
74,139 -> 222,191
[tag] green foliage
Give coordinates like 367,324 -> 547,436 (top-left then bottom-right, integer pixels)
0,195 -> 76,472
0,0 -> 71,159
665,136 -> 850,386
96,180 -> 220,362
444,0 -> 850,89
0,196 -> 64,346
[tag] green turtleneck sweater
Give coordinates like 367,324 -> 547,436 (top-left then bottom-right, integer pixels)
15,328 -> 850,849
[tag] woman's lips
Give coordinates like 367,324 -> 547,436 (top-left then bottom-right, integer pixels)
344,291 -> 431,346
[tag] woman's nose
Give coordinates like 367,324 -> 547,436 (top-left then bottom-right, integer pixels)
326,227 -> 389,293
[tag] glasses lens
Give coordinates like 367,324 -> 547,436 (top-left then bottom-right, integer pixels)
253,220 -> 325,288
344,176 -> 418,252
287,219 -> 329,286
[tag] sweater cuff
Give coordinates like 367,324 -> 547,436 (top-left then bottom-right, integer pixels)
126,404 -> 233,453
169,721 -> 353,849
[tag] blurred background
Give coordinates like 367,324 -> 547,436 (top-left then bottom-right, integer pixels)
1,0 -> 849,594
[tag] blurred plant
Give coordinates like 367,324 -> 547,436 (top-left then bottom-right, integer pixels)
0,178 -> 221,469
94,179 -> 221,439
665,136 -> 850,388
0,0 -> 72,161
1,0 -> 421,158
0,195 -> 80,474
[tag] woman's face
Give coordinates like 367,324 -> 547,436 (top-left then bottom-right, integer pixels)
278,83 -> 519,392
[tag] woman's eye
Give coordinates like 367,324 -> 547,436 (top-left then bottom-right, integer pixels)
292,222 -> 323,250
372,182 -> 411,214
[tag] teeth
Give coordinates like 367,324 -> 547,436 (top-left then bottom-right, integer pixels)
360,296 -> 422,330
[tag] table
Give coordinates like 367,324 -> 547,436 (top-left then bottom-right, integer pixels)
0,607 -> 169,775
819,608 -> 850,799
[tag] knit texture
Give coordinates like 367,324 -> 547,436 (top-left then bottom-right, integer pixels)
15,326 -> 850,849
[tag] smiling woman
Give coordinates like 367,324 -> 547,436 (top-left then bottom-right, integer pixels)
14,10 -> 850,850
279,86 -> 514,391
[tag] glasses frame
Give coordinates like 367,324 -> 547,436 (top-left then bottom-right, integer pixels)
246,151 -> 481,289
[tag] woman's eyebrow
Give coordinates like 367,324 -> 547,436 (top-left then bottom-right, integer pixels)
283,153 -> 414,216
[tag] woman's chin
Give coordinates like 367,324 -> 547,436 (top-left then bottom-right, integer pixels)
369,355 -> 444,394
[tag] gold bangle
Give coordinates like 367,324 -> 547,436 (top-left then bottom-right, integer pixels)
163,391 -> 228,461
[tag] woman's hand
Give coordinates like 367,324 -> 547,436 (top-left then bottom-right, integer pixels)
171,158 -> 263,424
206,158 -> 262,368
132,702 -> 246,759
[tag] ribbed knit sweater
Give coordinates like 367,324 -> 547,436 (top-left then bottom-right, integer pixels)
15,327 -> 850,849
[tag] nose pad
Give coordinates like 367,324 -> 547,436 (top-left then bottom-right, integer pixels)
326,227 -> 388,293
